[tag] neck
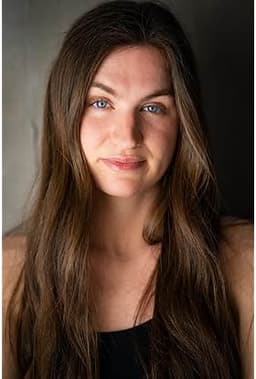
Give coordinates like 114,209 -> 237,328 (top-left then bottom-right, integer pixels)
89,187 -> 160,262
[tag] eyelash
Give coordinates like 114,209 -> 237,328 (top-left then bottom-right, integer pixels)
89,99 -> 110,109
88,98 -> 166,114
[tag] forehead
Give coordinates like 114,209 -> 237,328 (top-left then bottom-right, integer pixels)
92,45 -> 171,90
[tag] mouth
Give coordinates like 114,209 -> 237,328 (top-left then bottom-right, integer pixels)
101,157 -> 146,171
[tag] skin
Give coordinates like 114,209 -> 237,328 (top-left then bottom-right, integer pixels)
80,45 -> 178,262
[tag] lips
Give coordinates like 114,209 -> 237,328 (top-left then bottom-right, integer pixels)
101,157 -> 146,170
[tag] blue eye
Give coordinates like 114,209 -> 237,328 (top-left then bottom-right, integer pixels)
92,100 -> 109,109
144,104 -> 162,114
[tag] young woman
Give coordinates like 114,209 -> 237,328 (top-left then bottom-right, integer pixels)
3,1 -> 253,378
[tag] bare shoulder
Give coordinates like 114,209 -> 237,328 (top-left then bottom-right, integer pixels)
219,217 -> 253,291
3,234 -> 26,379
3,234 -> 26,307
219,216 -> 253,379
3,233 -> 26,269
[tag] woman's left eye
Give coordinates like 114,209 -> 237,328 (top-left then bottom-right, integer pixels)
91,100 -> 110,109
143,104 -> 163,114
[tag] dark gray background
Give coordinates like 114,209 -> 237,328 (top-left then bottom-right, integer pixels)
3,0 -> 253,233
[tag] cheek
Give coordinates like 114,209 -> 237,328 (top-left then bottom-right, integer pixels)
80,116 -> 105,156
147,119 -> 179,164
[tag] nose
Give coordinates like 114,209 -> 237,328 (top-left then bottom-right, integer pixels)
110,110 -> 143,149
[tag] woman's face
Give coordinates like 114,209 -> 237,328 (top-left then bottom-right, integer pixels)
80,45 -> 179,198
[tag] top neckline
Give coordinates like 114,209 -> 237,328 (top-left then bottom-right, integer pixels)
97,319 -> 152,336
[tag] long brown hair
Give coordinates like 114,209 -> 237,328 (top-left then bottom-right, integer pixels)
7,1 -> 242,377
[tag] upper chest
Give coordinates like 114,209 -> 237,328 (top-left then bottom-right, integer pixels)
90,251 -> 158,331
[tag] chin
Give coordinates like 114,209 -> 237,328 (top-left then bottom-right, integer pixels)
93,176 -> 153,198
96,185 -> 145,198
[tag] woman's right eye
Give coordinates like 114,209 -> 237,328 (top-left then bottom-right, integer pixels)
91,99 -> 110,109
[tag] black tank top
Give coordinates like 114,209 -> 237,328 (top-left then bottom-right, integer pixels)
98,319 -> 152,379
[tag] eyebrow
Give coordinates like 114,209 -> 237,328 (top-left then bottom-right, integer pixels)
91,81 -> 174,101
